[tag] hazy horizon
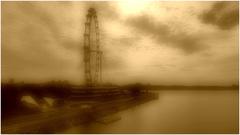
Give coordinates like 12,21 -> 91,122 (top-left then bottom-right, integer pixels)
2,1 -> 239,86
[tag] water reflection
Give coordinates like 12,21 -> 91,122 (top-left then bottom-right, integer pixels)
64,89 -> 238,134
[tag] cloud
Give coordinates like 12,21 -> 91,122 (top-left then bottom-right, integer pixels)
16,2 -> 60,41
89,1 -> 119,20
103,54 -> 126,70
1,1 -> 238,85
200,1 -> 239,30
127,14 -> 206,54
2,2 -> 82,83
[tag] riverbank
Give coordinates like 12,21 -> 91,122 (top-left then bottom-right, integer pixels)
2,92 -> 158,133
62,89 -> 238,134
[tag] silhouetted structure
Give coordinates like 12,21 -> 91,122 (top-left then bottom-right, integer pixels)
84,8 -> 102,87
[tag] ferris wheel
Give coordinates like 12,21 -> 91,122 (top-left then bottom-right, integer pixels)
83,8 -> 102,86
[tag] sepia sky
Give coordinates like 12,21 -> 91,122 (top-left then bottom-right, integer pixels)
2,1 -> 239,85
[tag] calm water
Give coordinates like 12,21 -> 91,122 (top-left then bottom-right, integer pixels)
64,89 -> 239,134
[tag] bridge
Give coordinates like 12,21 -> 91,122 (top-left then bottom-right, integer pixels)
1,8 -> 158,134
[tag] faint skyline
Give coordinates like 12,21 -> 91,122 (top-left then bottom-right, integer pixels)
2,1 -> 239,85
